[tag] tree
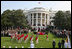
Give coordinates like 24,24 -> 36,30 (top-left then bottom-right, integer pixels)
64,11 -> 71,30
53,11 -> 65,29
53,11 -> 71,30
1,9 -> 13,30
1,9 -> 30,30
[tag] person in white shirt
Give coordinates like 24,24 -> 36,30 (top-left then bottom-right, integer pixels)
64,40 -> 68,48
30,41 -> 34,48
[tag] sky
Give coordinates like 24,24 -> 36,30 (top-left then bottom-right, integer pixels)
1,1 -> 71,14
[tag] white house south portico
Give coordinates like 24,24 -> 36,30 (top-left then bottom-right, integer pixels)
24,7 -> 56,32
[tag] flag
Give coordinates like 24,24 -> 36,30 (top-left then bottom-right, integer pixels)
65,35 -> 71,48
66,36 -> 68,43
38,2 -> 41,5
68,35 -> 71,48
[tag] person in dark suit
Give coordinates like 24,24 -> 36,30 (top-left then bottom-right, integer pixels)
58,40 -> 61,48
52,40 -> 56,48
61,38 -> 65,48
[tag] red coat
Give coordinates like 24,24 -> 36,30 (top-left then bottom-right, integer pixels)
36,37 -> 38,40
30,36 -> 32,40
20,34 -> 24,38
30,37 -> 32,40
46,35 -> 48,38
24,34 -> 28,40
17,34 -> 20,37
18,37 -> 20,40
15,33 -> 16,36
24,36 -> 26,40
11,36 -> 12,39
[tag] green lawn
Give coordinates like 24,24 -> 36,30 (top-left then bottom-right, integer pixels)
1,32 -> 65,48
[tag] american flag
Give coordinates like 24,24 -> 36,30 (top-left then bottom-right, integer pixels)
38,2 -> 41,5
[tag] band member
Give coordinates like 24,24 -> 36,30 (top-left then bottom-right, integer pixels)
18,37 -> 21,43
46,34 -> 48,40
36,35 -> 38,44
30,35 -> 33,41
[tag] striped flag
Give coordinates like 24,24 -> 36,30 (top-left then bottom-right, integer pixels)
65,35 -> 71,48
67,35 -> 71,48
38,2 -> 41,5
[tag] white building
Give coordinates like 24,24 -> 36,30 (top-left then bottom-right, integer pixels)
24,7 -> 57,31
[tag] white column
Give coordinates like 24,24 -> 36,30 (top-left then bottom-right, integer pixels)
36,13 -> 38,26
47,14 -> 48,25
32,13 -> 34,26
41,13 -> 42,26
29,13 -> 31,25
36,13 -> 38,31
33,13 -> 34,26
45,13 -> 46,26
47,14 -> 49,25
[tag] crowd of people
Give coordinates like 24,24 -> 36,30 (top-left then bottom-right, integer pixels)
50,29 -> 71,38
1,27 -> 71,48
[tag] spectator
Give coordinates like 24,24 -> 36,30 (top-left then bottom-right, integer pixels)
60,31 -> 62,37
58,40 -> 61,48
52,39 -> 56,48
61,38 -> 65,48
62,30 -> 64,38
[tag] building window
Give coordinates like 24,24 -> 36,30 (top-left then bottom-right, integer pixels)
50,17 -> 53,19
46,14 -> 47,18
38,24 -> 40,26
50,22 -> 51,25
33,24 -> 36,26
34,19 -> 36,26
50,17 -> 51,19
42,13 -> 45,18
31,19 -> 32,25
38,19 -> 41,26
42,19 -> 44,24
42,24 -> 45,26
34,13 -> 36,18
38,13 -> 41,18
31,14 -> 32,18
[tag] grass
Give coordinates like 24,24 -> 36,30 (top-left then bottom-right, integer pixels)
1,32 -> 66,48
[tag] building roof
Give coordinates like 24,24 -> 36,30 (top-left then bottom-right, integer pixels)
29,7 -> 49,12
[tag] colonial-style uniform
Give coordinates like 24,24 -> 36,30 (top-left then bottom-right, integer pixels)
46,35 -> 48,40
36,36 -> 38,44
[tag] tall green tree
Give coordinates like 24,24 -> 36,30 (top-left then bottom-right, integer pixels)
1,9 -> 13,30
53,11 -> 71,30
1,9 -> 30,30
64,11 -> 71,30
